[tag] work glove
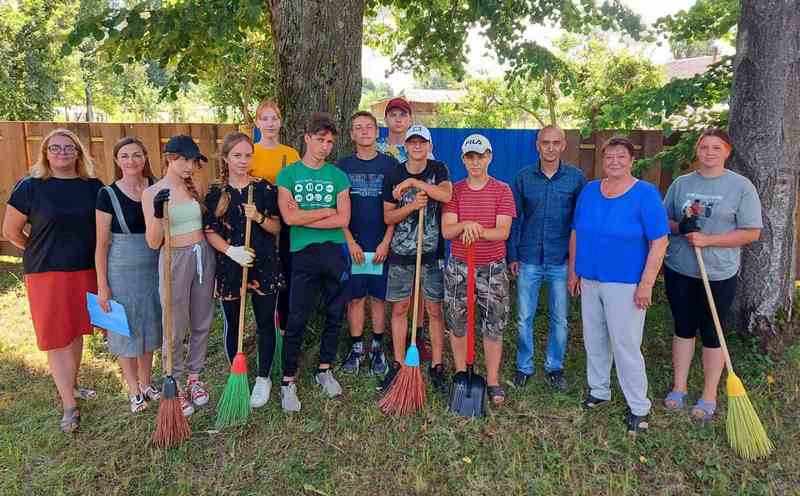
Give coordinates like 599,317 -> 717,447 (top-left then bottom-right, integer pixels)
226,245 -> 255,267
153,189 -> 170,219
678,215 -> 700,235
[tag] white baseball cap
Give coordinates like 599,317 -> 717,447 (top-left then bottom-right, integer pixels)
461,134 -> 492,155
405,124 -> 432,143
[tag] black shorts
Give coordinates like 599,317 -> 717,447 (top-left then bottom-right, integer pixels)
664,266 -> 737,349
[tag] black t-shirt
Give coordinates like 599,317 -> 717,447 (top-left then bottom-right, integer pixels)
8,176 -> 104,274
204,179 -> 285,299
381,159 -> 450,265
95,181 -> 152,234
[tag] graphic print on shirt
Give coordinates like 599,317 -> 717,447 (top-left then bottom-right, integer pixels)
292,179 -> 337,208
349,173 -> 384,198
680,192 -> 721,227
392,180 -> 440,257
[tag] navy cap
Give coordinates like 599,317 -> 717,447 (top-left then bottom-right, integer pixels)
164,135 -> 208,162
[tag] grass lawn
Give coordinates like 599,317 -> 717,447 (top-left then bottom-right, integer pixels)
1,255 -> 798,495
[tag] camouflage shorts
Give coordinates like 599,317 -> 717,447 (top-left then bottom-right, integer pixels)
444,258 -> 510,342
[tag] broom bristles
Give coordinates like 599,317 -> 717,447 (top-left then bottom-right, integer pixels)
152,398 -> 191,448
726,373 -> 774,460
216,353 -> 252,430
378,365 -> 426,416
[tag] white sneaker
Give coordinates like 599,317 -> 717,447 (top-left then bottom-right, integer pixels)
315,369 -> 343,398
281,383 -> 301,412
250,376 -> 272,408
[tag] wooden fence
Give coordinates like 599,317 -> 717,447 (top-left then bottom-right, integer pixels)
0,122 -> 792,275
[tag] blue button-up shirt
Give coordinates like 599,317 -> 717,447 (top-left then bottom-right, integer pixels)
507,162 -> 586,265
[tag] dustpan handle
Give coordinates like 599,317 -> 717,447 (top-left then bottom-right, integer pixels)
466,244 -> 475,366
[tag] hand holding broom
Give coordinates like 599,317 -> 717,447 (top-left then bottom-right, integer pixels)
216,185 -> 255,429
153,199 -> 192,448
694,246 -> 773,459
379,207 -> 427,415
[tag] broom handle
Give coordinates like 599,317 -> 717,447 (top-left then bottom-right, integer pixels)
694,246 -> 735,374
163,201 -> 173,376
410,208 -> 425,342
466,244 -> 476,367
237,185 -> 254,354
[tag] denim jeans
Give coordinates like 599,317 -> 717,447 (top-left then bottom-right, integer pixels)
515,262 -> 569,375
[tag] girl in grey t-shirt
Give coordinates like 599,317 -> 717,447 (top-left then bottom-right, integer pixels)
661,129 -> 762,422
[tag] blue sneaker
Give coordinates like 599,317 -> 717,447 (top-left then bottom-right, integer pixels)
370,344 -> 387,376
341,348 -> 364,374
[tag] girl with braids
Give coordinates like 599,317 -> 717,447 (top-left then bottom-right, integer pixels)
250,99 -> 300,334
204,132 -> 284,407
95,137 -> 162,414
142,135 -> 216,417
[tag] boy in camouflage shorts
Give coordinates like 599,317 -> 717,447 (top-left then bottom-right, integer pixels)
442,134 -> 516,406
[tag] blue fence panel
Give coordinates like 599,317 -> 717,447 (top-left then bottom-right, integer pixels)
379,127 -> 540,185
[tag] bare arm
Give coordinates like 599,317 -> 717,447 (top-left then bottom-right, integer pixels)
243,203 -> 280,235
568,230 -> 579,296
2,206 -> 28,250
204,229 -> 230,253
480,215 -> 513,241
95,211 -> 114,312
668,219 -> 680,234
633,236 -> 668,309
384,191 -> 427,226
396,178 -> 452,203
305,190 -> 351,229
374,223 -> 394,264
277,187 -> 336,226
441,212 -> 463,240
686,228 -> 761,248
142,188 -> 164,250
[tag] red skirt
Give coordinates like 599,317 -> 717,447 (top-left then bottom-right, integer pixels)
24,269 -> 98,351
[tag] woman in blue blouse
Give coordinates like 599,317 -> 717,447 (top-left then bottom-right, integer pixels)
568,136 -> 668,437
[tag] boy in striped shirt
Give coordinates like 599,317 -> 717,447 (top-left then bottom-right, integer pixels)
442,134 -> 516,406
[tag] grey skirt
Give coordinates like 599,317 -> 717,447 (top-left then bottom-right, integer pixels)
107,233 -> 163,357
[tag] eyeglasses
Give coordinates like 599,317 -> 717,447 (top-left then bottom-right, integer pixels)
47,144 -> 78,155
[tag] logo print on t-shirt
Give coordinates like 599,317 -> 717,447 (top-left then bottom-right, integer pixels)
306,183 -> 313,192
294,184 -> 303,193
306,193 -> 314,202
294,194 -> 303,202
315,183 -> 324,192
325,184 -> 334,193
314,193 -> 322,202
324,194 -> 333,203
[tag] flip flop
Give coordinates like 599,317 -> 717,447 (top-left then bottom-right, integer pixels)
663,390 -> 687,411
73,386 -> 97,401
691,399 -> 717,422
60,407 -> 80,433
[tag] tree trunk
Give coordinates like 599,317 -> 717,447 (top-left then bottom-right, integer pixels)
728,0 -> 800,345
85,84 -> 94,122
268,0 -> 365,159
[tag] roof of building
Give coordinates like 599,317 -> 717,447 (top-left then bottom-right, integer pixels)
664,56 -> 717,81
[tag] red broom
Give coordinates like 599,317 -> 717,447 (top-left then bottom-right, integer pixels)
215,185 -> 254,429
379,208 -> 427,415
153,199 -> 191,447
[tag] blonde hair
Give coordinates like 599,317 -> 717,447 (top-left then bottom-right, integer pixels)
215,132 -> 254,218
256,100 -> 282,121
31,128 -> 95,180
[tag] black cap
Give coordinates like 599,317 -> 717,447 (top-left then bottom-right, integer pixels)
164,135 -> 208,162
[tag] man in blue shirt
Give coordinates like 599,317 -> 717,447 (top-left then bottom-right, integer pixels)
338,111 -> 399,377
507,125 -> 586,391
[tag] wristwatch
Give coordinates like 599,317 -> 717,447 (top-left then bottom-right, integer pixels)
258,213 -> 267,225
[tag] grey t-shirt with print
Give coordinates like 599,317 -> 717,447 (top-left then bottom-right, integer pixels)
663,169 -> 762,281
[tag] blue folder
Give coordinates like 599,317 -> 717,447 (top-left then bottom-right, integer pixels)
86,292 -> 131,337
351,252 -> 384,276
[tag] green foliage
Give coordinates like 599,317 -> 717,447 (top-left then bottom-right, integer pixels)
670,38 -> 717,59
0,0 -> 70,120
359,78 -> 393,110
654,0 -> 739,44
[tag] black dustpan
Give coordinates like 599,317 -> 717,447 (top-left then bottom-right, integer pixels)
448,245 -> 486,417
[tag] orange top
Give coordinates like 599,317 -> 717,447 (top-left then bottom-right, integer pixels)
251,143 -> 300,184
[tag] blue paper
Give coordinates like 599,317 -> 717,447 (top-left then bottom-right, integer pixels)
351,252 -> 384,276
86,292 -> 131,337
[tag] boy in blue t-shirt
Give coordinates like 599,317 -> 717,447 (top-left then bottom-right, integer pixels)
337,111 -> 399,377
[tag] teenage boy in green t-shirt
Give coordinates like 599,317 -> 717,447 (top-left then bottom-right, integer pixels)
276,112 -> 351,412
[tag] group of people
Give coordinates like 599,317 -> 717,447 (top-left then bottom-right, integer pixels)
2,96 -> 762,438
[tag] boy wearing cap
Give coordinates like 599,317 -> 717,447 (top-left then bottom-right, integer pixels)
442,134 -> 516,405
377,97 -> 435,163
381,124 -> 452,391
275,113 -> 352,412
336,111 -> 399,376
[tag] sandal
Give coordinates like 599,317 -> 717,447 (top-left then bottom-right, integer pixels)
663,390 -> 687,411
691,399 -> 716,422
60,407 -> 80,433
129,394 -> 148,414
73,386 -> 97,401
140,384 -> 161,402
487,385 -> 506,406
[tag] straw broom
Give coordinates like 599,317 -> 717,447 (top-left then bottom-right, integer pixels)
216,185 -> 255,429
694,246 -> 774,460
153,199 -> 192,447
379,208 -> 427,415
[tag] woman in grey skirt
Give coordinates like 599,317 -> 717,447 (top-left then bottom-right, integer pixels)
95,137 -> 163,413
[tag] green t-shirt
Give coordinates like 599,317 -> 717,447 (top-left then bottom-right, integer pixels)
276,161 -> 351,252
